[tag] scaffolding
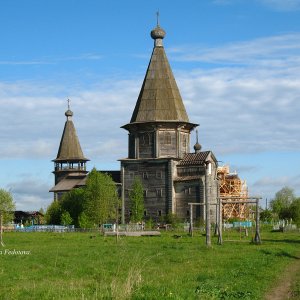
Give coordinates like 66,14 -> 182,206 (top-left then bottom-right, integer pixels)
217,165 -> 249,220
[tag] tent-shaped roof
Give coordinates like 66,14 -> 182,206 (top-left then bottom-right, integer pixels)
129,25 -> 190,124
54,109 -> 88,162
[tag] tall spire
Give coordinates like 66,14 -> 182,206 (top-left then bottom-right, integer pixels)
54,101 -> 88,161
128,20 -> 190,125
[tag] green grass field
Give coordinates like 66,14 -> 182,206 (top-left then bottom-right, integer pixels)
0,228 -> 299,300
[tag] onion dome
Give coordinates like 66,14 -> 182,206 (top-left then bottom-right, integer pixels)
65,99 -> 73,119
150,17 -> 166,47
194,142 -> 202,153
194,130 -> 202,153
65,109 -> 73,118
151,26 -> 166,40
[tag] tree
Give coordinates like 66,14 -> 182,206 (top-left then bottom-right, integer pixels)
270,187 -> 295,216
0,189 -> 15,247
60,188 -> 85,227
45,200 -> 62,225
60,211 -> 73,226
84,168 -> 119,226
260,209 -> 273,222
78,211 -> 93,228
129,177 -> 144,223
290,198 -> 300,227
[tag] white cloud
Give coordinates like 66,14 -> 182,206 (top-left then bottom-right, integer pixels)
251,174 -> 300,201
6,177 -> 52,211
169,33 -> 300,70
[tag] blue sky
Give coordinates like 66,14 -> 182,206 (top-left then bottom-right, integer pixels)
0,0 -> 300,210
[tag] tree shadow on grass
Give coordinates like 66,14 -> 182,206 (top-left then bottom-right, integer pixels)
263,238 -> 300,245
260,249 -> 300,260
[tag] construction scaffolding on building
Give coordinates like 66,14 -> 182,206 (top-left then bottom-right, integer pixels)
217,165 -> 249,220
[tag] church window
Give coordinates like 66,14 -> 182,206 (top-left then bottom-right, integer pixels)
156,189 -> 163,197
141,133 -> 151,145
164,132 -> 172,145
156,171 -> 163,179
182,135 -> 187,147
184,187 -> 192,195
143,189 -> 148,197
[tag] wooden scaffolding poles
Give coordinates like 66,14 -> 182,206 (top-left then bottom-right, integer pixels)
218,166 -> 249,220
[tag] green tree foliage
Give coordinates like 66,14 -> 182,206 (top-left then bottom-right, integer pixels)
60,211 -> 73,225
45,200 -> 62,225
129,177 -> 144,223
78,212 -> 93,228
270,186 -> 295,215
269,187 -> 300,226
0,189 -> 16,246
60,188 -> 85,227
84,168 -> 119,226
290,198 -> 300,227
260,209 -> 273,222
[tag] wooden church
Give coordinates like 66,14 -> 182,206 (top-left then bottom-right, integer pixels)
50,22 -> 219,223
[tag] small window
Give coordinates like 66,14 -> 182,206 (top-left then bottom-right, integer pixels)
182,135 -> 187,147
141,133 -> 150,145
156,171 -> 162,179
184,187 -> 191,195
156,189 -> 163,197
187,210 -> 190,217
143,172 -> 148,179
143,190 -> 148,197
144,210 -> 147,217
158,210 -> 162,217
164,132 -> 171,145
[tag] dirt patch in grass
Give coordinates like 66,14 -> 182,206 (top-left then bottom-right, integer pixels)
265,254 -> 300,300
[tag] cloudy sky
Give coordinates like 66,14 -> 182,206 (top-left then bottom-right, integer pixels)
0,0 -> 299,210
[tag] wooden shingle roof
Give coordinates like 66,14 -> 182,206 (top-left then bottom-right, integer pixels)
178,151 -> 211,166
49,173 -> 87,192
54,110 -> 88,162
129,26 -> 189,124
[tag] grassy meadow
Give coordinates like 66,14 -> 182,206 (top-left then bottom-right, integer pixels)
0,228 -> 299,300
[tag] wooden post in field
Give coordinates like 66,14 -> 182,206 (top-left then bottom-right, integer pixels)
205,162 -> 211,247
254,198 -> 261,244
189,203 -> 193,237
121,166 -> 125,224
217,198 -> 223,245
